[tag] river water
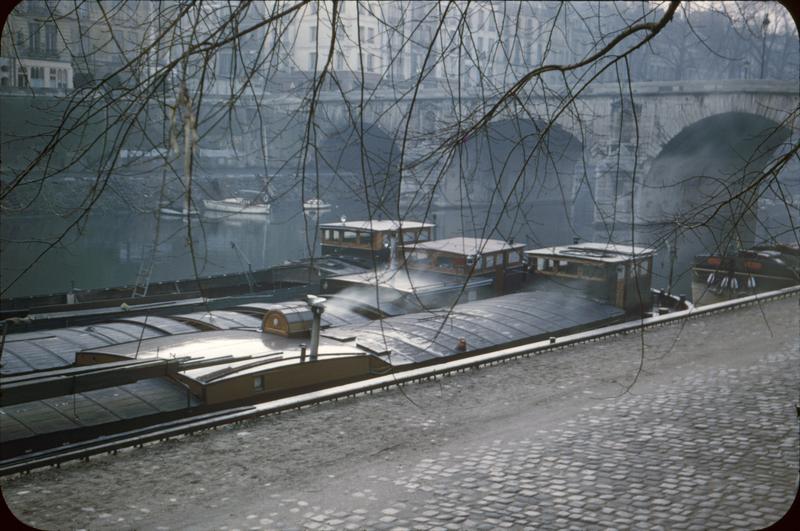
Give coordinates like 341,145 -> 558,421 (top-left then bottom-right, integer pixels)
1,199 -> 579,299
7,192 -> 783,301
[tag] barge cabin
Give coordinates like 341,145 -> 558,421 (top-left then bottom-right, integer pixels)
319,219 -> 435,266
525,242 -> 656,315
324,236 -> 527,309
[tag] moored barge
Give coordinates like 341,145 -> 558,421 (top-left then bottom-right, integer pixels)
691,243 -> 799,306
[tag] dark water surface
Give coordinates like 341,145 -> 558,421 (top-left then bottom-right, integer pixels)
1,198 -> 583,299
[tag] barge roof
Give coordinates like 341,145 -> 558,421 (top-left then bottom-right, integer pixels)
232,300 -> 372,327
329,268 -> 494,295
525,243 -> 656,264
78,329 -> 351,364
411,237 -> 524,256
0,377 -> 199,444
321,291 -> 624,366
319,220 -> 434,232
178,345 -> 365,384
171,310 -> 263,330
0,321 -> 194,376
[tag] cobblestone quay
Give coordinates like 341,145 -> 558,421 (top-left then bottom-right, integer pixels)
2,295 -> 798,529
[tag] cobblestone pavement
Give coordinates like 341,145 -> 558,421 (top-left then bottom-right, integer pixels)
3,295 -> 798,530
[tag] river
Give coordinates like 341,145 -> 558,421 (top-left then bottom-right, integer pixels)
1,198 -> 581,299
5,194 -> 781,305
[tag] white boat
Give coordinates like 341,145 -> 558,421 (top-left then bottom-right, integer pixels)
303,198 -> 331,210
203,197 -> 271,215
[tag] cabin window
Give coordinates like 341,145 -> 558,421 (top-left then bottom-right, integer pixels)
418,229 -> 431,242
485,254 -> 496,268
342,231 -> 358,243
578,264 -> 605,279
253,375 -> 264,391
436,255 -> 456,270
558,261 -> 580,276
402,230 -> 416,243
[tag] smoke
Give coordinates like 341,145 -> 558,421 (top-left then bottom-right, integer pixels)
322,284 -> 404,319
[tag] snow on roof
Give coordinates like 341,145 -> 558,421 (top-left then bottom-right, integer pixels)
319,220 -> 434,232
525,242 -> 656,264
412,237 -> 525,256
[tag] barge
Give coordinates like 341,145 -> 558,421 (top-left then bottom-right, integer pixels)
1,237 -> 683,459
324,236 -> 526,309
691,243 -> 799,306
0,218 -> 436,331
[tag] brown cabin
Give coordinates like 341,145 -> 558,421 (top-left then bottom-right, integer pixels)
320,220 -> 434,264
404,236 -> 526,284
525,242 -> 656,314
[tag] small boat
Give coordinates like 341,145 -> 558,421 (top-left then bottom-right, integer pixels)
203,197 -> 271,215
303,198 -> 331,210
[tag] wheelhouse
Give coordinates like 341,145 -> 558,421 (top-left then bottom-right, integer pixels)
403,237 -> 526,277
525,243 -> 656,314
319,220 -> 435,264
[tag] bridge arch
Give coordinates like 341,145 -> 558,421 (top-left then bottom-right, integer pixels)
633,110 -> 792,293
311,120 -> 402,219
436,116 -> 588,245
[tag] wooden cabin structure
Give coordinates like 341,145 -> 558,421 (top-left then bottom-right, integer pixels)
319,220 -> 435,265
403,237 -> 527,293
525,242 -> 656,314
324,237 -> 526,309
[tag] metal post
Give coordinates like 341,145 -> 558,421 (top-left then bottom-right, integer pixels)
310,308 -> 322,362
307,295 -> 326,362
300,343 -> 307,363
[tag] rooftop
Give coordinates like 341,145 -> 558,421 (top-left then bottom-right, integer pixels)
78,329 -> 354,365
0,377 -> 199,444
172,310 -> 263,330
411,237 -> 525,256
322,290 -> 623,366
525,242 -> 656,264
319,220 -> 435,232
329,268 -> 494,296
178,345 -> 366,384
233,300 -> 372,328
0,319 -> 198,376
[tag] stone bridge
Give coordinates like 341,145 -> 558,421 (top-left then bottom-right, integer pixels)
196,79 -> 799,254
277,79 -> 797,252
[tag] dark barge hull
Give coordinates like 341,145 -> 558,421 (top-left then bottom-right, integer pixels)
691,244 -> 799,306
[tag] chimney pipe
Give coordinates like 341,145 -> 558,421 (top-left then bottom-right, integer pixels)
307,295 -> 327,362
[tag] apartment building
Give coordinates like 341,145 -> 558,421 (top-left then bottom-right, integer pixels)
1,0 -> 153,91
